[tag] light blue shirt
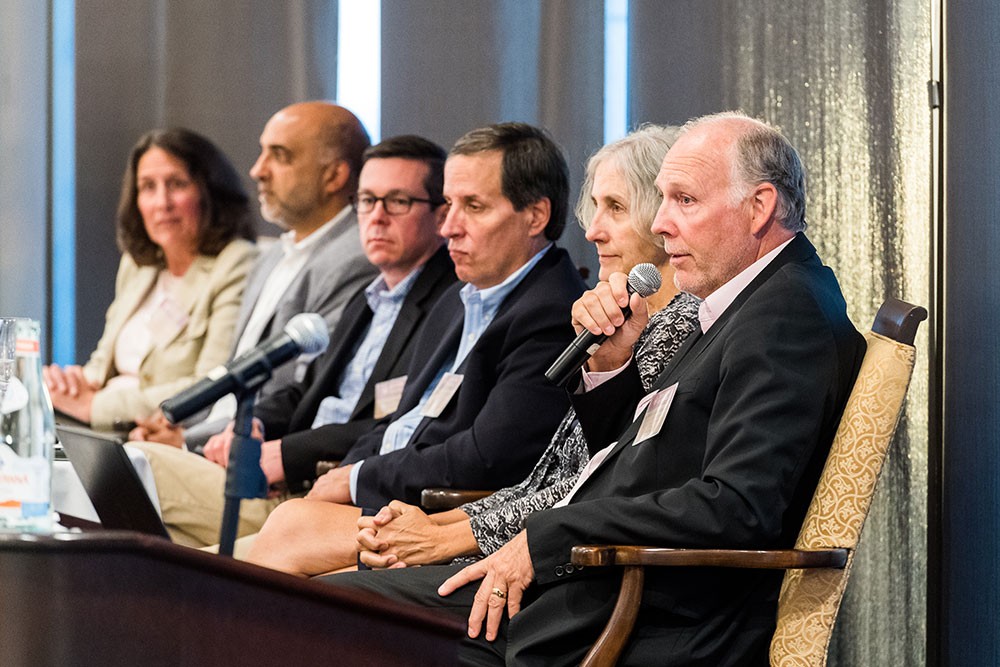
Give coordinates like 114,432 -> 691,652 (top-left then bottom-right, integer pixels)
310,267 -> 423,428
349,244 -> 553,503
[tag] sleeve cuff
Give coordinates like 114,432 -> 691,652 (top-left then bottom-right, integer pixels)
581,355 -> 633,391
349,459 -> 365,505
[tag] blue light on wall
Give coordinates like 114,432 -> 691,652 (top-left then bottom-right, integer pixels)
604,0 -> 628,143
337,0 -> 381,143
51,0 -> 75,365
604,0 -> 629,143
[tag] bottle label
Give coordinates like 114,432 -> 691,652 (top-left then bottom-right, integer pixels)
0,445 -> 51,521
15,338 -> 39,357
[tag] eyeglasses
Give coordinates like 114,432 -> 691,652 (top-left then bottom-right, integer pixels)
353,193 -> 441,215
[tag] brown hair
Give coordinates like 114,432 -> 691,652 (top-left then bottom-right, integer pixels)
450,123 -> 569,241
116,128 -> 255,266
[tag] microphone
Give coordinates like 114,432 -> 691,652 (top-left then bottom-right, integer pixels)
160,313 -> 330,424
545,263 -> 661,387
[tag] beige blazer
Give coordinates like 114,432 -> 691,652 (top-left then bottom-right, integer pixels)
83,238 -> 258,429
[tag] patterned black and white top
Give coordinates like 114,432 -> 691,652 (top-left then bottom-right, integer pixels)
462,291 -> 701,557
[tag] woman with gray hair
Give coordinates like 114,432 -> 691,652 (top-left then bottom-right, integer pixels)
246,125 -> 701,576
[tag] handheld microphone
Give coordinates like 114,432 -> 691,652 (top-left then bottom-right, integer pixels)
160,312 -> 329,424
545,263 -> 661,387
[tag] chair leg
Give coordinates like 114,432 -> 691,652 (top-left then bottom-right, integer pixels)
580,565 -> 645,667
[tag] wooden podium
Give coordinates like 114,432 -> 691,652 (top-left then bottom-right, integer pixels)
0,531 -> 464,666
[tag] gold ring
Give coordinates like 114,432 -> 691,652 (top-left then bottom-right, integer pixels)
491,587 -> 507,599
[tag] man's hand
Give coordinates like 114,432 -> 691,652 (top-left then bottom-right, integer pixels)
202,418 -> 265,468
438,530 -> 534,642
203,428 -> 234,468
43,364 -> 98,423
306,464 -> 353,504
259,439 -> 285,485
570,272 -> 649,373
130,410 -> 185,447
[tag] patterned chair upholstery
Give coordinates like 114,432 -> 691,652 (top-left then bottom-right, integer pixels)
571,298 -> 927,667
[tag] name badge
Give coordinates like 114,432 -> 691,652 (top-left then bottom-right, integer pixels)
374,375 -> 407,419
420,372 -> 463,418
634,383 -> 678,445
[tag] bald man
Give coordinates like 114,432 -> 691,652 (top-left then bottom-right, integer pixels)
133,102 -> 378,451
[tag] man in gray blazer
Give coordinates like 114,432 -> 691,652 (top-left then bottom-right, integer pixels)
132,101 -> 378,448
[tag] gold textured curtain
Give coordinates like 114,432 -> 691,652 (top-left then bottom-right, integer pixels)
719,1 -> 932,664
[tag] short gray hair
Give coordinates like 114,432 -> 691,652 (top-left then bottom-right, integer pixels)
575,124 -> 681,248
684,111 -> 807,232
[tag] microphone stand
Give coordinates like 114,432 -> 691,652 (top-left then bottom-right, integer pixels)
218,390 -> 268,557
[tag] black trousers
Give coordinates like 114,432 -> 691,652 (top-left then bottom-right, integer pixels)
327,564 -> 509,667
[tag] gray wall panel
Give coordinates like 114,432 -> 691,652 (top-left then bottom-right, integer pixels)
942,0 -> 1000,663
0,2 -> 50,332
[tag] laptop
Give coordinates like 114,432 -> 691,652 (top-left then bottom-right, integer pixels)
56,424 -> 172,540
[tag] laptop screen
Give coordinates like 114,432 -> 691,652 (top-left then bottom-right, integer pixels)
57,425 -> 171,540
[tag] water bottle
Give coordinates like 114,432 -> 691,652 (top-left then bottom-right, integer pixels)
0,317 -> 55,532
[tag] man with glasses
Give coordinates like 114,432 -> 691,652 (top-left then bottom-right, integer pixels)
132,135 -> 457,547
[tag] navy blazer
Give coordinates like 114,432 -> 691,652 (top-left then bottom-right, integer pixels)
513,235 -> 867,666
252,246 -> 456,492
342,246 -> 587,509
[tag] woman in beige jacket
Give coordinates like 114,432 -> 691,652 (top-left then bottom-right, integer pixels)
44,128 -> 258,430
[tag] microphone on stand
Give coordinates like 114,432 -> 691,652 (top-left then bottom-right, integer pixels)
545,263 -> 661,387
160,313 -> 329,423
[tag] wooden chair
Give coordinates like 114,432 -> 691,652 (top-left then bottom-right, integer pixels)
570,297 -> 927,667
420,488 -> 492,511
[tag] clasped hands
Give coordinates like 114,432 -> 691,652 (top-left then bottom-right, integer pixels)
355,500 -> 450,568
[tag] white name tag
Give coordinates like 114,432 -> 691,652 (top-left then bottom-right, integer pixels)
420,373 -> 463,418
634,383 -> 678,445
374,375 -> 407,419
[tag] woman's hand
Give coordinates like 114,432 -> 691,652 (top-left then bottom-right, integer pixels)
43,364 -> 98,423
357,501 -> 477,568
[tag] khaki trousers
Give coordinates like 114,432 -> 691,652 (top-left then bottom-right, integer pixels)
131,441 -> 288,548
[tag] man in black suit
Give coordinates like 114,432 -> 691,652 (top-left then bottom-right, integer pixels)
244,123 -> 586,574
133,135 -> 457,547
329,112 -> 866,666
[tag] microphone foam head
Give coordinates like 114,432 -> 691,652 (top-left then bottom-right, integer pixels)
628,263 -> 662,298
284,313 -> 330,355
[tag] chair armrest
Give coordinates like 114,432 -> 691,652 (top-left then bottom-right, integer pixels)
872,298 -> 928,344
315,460 -> 341,477
420,488 -> 492,511
571,546 -> 849,570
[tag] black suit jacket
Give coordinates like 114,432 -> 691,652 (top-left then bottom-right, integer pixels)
515,235 -> 867,666
341,246 -> 587,509
252,246 -> 456,492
